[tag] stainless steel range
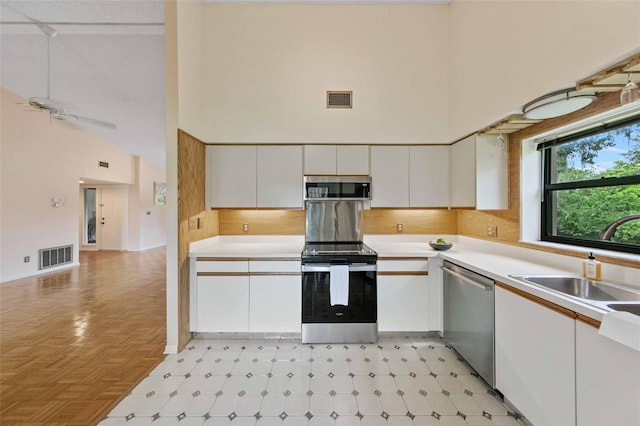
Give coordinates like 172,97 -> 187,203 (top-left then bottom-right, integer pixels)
301,176 -> 378,344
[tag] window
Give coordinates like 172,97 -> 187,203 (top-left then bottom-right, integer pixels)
539,115 -> 640,254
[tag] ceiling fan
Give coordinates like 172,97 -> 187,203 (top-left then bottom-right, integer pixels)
12,6 -> 117,130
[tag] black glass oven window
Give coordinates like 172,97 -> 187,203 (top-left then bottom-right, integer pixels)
302,271 -> 377,323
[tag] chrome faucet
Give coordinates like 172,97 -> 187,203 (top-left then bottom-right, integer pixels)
598,214 -> 640,240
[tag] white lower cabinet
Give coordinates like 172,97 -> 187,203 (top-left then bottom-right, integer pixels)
576,320 -> 640,425
192,258 -> 301,333
495,285 -> 576,426
378,275 -> 428,331
196,275 -> 250,332
377,258 -> 430,332
249,275 -> 301,332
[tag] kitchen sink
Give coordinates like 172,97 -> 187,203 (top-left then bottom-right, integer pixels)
509,275 -> 640,302
607,303 -> 640,316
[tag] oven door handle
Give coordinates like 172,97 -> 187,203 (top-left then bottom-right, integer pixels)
301,264 -> 377,272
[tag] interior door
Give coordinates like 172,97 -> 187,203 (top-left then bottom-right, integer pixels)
99,185 -> 129,250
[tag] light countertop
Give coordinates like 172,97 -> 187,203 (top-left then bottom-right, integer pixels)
189,234 -> 640,322
189,235 -> 305,258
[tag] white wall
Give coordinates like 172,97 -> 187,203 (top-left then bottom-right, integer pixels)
449,0 -> 640,141
128,156 -> 167,251
0,88 -> 165,282
176,0 -> 204,138
189,3 -> 450,144
166,0 -> 181,354
180,1 -> 640,146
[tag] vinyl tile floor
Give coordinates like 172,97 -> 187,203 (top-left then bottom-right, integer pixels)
100,334 -> 524,426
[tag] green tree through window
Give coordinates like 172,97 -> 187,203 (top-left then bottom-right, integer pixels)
541,117 -> 640,253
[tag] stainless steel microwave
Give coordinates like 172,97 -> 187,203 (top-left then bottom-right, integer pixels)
303,175 -> 372,201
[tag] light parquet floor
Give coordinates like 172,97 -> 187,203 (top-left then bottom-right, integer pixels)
1,248 -> 167,425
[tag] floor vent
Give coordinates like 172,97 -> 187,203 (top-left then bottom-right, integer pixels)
39,245 -> 73,270
327,91 -> 352,108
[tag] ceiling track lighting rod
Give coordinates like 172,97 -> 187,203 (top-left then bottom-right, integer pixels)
46,35 -> 51,99
0,20 -> 164,27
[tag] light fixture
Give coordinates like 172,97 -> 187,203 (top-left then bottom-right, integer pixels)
620,73 -> 639,105
497,133 -> 506,152
522,88 -> 597,120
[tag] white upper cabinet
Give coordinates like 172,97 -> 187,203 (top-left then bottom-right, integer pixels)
450,134 -> 508,209
207,145 -> 257,208
337,146 -> 369,175
257,145 -> 303,208
476,134 -> 508,210
304,145 -> 336,175
370,146 -> 410,207
208,145 -> 303,208
409,146 -> 450,207
449,135 -> 476,207
304,145 -> 369,175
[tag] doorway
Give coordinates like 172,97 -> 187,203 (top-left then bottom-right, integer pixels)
80,185 -> 129,251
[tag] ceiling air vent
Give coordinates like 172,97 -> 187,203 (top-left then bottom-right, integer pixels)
327,91 -> 352,109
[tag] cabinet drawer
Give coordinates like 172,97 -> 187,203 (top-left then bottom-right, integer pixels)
249,259 -> 301,274
196,259 -> 249,273
377,259 -> 428,273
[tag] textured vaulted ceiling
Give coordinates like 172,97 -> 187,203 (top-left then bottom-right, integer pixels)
0,0 -> 166,169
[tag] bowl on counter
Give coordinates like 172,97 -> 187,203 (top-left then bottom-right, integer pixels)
429,241 -> 453,251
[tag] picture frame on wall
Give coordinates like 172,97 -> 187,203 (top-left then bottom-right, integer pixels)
154,182 -> 167,205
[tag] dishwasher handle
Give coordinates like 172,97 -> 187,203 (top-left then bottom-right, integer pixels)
441,266 -> 493,291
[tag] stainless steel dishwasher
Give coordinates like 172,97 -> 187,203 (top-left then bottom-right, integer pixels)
442,260 -> 495,388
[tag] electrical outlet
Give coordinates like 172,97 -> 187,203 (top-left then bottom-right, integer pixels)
188,218 -> 198,230
243,223 -> 249,233
24,256 -> 30,263
397,223 -> 403,233
487,226 -> 498,237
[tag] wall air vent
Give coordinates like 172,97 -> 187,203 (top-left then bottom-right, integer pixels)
39,245 -> 73,270
327,91 -> 352,108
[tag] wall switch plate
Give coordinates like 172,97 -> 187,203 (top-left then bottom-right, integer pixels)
243,223 -> 249,233
397,223 -> 403,232
24,256 -> 30,263
487,225 -> 498,237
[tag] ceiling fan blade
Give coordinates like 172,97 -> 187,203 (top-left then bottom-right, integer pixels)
66,113 -> 117,130
3,3 -> 58,37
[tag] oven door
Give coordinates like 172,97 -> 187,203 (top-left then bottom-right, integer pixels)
301,263 -> 377,324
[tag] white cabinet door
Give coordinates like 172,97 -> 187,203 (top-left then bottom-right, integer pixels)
305,145 -> 337,175
377,275 -> 429,331
495,285 -> 575,426
370,146 -> 409,207
576,320 -> 640,425
337,146 -> 369,175
208,145 -> 257,208
449,134 -> 508,209
449,135 -> 475,207
196,276 -> 250,332
476,134 -> 508,210
257,146 -> 303,208
250,275 -> 301,332
409,146 -> 450,207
